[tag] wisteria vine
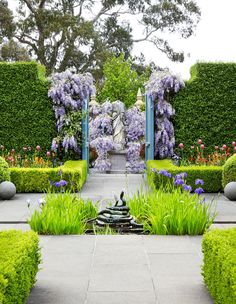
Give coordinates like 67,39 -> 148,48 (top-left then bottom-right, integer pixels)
49,69 -> 95,157
146,69 -> 184,159
125,106 -> 145,173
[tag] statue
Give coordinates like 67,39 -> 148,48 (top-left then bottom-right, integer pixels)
112,100 -> 126,151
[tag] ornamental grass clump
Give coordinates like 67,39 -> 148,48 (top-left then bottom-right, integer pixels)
128,170 -> 216,235
28,192 -> 97,235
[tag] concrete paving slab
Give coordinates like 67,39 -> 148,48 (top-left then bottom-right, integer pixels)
89,263 -> 154,292
85,291 -> 157,304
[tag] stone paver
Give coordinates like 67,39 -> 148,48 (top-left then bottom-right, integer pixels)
27,235 -> 213,304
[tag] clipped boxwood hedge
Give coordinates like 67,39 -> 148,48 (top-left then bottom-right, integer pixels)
147,160 -> 223,192
202,228 -> 236,304
0,230 -> 40,304
0,157 -> 10,183
0,62 -> 55,151
222,154 -> 236,188
10,160 -> 87,192
173,63 -> 236,154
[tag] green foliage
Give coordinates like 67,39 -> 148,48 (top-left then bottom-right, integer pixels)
10,160 -> 87,192
128,188 -> 215,235
0,230 -> 40,304
29,193 -> 97,235
0,62 -> 55,151
202,228 -> 236,304
99,54 -> 149,108
222,154 -> 236,188
1,1 -> 200,75
0,156 -> 10,183
173,63 -> 236,154
147,160 -> 223,193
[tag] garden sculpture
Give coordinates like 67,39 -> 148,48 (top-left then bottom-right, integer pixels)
88,191 -> 144,234
112,101 -> 126,151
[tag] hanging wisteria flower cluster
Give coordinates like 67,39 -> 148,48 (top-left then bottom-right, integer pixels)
125,106 -> 145,173
49,69 -> 95,156
89,100 -> 114,172
146,68 -> 184,159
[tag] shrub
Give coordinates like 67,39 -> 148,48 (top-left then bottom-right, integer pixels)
29,193 -> 97,234
99,54 -> 148,108
147,160 -> 223,193
202,228 -> 236,304
173,63 -> 236,154
0,62 -> 55,151
222,154 -> 236,188
10,160 -> 87,192
0,157 -> 10,183
0,230 -> 40,304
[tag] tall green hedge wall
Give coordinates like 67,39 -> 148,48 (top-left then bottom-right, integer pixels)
0,62 -> 55,150
173,63 -> 236,152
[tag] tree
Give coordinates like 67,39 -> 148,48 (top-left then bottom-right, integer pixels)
1,0 -> 200,75
0,39 -> 31,61
99,54 -> 150,108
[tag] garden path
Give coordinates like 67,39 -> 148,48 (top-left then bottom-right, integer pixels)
0,174 -> 236,304
27,234 -> 213,304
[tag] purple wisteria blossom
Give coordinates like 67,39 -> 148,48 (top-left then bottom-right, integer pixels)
49,69 -> 95,155
126,142 -> 145,173
125,105 -> 145,173
145,69 -> 184,159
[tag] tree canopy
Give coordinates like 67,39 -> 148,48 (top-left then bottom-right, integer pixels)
0,0 -> 201,75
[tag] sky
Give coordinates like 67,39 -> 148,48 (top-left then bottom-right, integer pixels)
132,0 -> 236,79
7,0 -> 236,80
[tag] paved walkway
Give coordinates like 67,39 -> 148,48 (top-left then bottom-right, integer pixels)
27,235 -> 212,304
0,174 -> 236,303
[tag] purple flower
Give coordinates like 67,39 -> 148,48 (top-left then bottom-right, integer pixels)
175,172 -> 187,179
157,170 -> 172,178
194,187 -> 204,195
151,168 -> 157,173
182,184 -> 192,192
174,178 -> 184,186
54,179 -> 67,188
195,179 -> 204,186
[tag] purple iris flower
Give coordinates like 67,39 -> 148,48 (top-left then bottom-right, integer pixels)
174,178 -> 184,186
194,187 -> 204,195
175,172 -> 187,180
195,179 -> 204,186
158,170 -> 172,178
183,184 -> 192,192
54,180 -> 67,188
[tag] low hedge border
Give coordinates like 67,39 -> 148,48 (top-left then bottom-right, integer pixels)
10,160 -> 87,193
0,230 -> 40,304
202,228 -> 236,303
0,157 -> 10,183
147,160 -> 223,193
222,154 -> 236,188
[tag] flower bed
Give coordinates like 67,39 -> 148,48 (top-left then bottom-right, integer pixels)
202,228 -> 236,303
0,230 -> 40,304
10,160 -> 87,192
128,170 -> 216,235
147,159 -> 223,192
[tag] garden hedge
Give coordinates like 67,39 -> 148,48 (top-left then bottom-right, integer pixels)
173,63 -> 236,153
0,230 -> 40,304
0,62 -> 55,151
10,160 -> 87,192
147,160 -> 223,192
0,157 -> 10,183
222,154 -> 236,188
202,228 -> 236,304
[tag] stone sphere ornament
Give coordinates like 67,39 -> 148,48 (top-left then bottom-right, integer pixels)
224,182 -> 236,201
0,181 -> 16,200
